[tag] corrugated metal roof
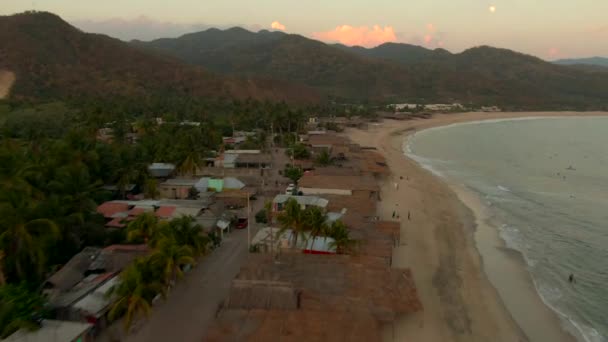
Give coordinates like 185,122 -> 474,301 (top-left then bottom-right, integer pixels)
5,320 -> 92,342
72,276 -> 119,316
272,195 -> 329,208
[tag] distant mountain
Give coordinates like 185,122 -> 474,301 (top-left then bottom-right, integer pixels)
554,57 -> 608,67
134,28 -> 608,109
335,42 -> 451,65
0,12 -> 319,103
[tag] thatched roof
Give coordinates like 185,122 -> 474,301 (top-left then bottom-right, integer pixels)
225,280 -> 298,310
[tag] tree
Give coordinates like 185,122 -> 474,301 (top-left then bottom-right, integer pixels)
277,198 -> 307,248
108,259 -> 164,332
284,166 -> 303,186
0,283 -> 48,338
315,150 -> 332,166
126,213 -> 159,244
150,237 -> 195,286
177,151 -> 202,176
169,216 -> 209,256
144,178 -> 159,199
303,206 -> 328,245
287,144 -> 310,160
255,209 -> 268,224
0,192 -> 59,283
327,220 -> 357,255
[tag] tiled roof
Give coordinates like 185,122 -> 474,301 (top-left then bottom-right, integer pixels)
96,202 -> 129,218
155,206 -> 176,218
106,217 -> 126,228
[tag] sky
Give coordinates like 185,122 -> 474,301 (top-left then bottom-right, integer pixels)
3,0 -> 608,59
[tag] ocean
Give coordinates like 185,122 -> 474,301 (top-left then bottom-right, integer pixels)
406,117 -> 608,342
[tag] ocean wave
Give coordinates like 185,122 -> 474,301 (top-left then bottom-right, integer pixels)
498,225 -> 604,342
497,185 -> 511,192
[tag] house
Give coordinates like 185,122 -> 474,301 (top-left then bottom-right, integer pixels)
272,195 -> 329,213
298,174 -> 380,199
194,177 -> 246,193
159,178 -> 199,199
251,228 -> 336,254
148,163 -> 176,178
43,245 -> 148,321
235,153 -> 272,169
71,276 -> 119,329
306,134 -> 348,154
4,320 -> 93,342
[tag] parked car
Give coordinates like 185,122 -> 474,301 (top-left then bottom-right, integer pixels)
236,218 -> 248,229
285,184 -> 295,195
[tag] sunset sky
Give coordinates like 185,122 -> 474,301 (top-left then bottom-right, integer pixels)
3,0 -> 607,59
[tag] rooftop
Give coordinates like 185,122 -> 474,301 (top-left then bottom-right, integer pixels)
161,178 -> 199,187
5,320 -> 92,342
272,194 -> 329,208
299,174 -> 379,192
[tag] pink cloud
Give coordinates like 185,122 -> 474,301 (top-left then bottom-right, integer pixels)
312,25 -> 397,47
271,21 -> 286,31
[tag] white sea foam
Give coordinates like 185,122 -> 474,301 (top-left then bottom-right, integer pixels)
497,185 -> 511,192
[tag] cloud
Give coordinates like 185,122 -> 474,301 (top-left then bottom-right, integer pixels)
71,16 -> 211,41
271,21 -> 286,31
312,25 -> 397,47
548,47 -> 560,58
407,24 -> 447,48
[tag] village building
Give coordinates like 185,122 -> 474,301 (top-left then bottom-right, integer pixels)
272,194 -> 329,213
43,245 -> 148,325
298,174 -> 380,199
147,163 -> 176,178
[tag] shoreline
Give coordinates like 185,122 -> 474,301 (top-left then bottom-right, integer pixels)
346,111 -> 608,342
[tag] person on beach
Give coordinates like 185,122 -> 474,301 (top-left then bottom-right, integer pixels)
408,211 -> 411,220
392,211 -> 396,218
569,274 -> 576,283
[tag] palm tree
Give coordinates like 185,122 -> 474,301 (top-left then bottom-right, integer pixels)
277,198 -> 307,249
177,151 -> 202,176
328,220 -> 357,255
150,237 -> 195,286
303,206 -> 328,249
107,259 -> 164,332
169,216 -> 209,256
126,212 -> 159,244
0,191 -> 59,282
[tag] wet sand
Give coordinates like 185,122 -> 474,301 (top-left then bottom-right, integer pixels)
346,112 -> 607,342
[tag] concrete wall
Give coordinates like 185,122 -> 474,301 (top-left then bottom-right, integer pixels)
159,185 -> 190,199
299,187 -> 351,196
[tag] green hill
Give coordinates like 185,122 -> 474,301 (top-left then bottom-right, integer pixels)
134,28 -> 608,109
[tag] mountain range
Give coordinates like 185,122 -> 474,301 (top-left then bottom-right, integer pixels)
554,57 -> 608,67
0,12 -> 319,103
2,11 -> 608,109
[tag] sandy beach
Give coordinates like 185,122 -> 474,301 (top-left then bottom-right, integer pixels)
346,112 -> 608,342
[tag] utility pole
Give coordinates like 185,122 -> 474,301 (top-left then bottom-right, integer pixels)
247,191 -> 251,251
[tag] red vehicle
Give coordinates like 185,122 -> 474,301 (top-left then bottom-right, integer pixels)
236,218 -> 248,229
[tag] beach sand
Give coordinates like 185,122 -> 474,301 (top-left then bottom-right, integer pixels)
346,112 -> 607,342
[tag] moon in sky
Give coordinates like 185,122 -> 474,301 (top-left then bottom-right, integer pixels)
489,5 -> 497,13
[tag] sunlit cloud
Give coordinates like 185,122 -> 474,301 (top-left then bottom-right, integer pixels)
271,21 -> 286,31
312,25 -> 397,47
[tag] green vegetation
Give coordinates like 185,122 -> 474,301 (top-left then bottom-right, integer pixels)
276,198 -> 356,254
315,150 -> 332,166
110,214 -> 209,331
283,166 -> 304,186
